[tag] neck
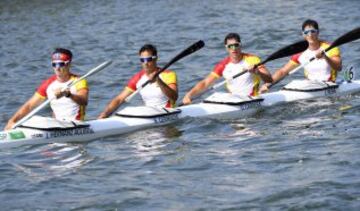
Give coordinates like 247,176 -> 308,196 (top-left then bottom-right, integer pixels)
308,40 -> 321,50
230,53 -> 243,63
145,66 -> 158,75
57,74 -> 71,83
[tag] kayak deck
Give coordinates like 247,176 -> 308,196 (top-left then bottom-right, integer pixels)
1,80 -> 360,149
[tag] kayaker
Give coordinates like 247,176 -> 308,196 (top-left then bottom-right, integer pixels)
98,44 -> 178,118
182,32 -> 272,105
4,48 -> 89,130
260,19 -> 342,92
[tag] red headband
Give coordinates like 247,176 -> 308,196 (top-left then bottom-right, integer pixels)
52,53 -> 71,62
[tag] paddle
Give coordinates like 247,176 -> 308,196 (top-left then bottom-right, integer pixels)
178,40 -> 308,106
124,40 -> 205,102
289,27 -> 360,75
11,60 -> 112,129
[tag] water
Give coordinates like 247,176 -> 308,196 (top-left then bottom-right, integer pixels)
1,0 -> 360,210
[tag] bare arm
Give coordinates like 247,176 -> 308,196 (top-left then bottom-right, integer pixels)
259,61 -> 298,93
98,89 -> 133,119
182,74 -> 218,105
256,65 -> 273,83
156,77 -> 178,101
4,94 -> 45,130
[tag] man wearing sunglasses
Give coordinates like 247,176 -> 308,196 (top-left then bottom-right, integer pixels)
4,48 -> 88,130
182,33 -> 272,105
260,19 -> 342,92
98,44 -> 178,118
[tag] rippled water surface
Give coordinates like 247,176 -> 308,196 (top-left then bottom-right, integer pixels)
1,0 -> 360,210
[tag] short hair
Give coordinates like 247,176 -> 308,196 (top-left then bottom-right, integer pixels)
302,19 -> 319,31
224,33 -> 241,45
52,48 -> 73,61
139,44 -> 157,57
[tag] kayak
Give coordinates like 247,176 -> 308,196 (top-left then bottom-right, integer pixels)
1,79 -> 360,149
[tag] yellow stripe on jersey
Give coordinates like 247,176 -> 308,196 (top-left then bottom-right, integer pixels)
210,72 -> 221,78
71,76 -> 88,91
160,70 -> 177,85
244,54 -> 261,65
320,42 -> 340,57
35,92 -> 46,99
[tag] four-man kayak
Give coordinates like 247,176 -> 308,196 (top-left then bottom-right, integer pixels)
0,79 -> 359,149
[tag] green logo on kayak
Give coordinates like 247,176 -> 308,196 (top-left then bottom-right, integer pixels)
9,131 -> 25,140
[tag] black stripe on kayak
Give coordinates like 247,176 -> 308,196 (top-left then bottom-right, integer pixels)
203,98 -> 264,105
282,83 -> 339,92
116,109 -> 181,118
18,123 -> 90,131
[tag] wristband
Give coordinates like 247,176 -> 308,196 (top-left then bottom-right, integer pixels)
65,91 -> 71,98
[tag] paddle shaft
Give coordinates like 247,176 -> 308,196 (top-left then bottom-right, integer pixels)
12,60 -> 112,129
125,40 -> 205,102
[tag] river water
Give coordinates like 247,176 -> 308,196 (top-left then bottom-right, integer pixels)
1,0 -> 360,210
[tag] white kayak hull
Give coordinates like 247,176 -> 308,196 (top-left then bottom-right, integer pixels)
1,80 -> 360,149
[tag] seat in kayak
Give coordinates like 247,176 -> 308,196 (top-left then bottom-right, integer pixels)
115,106 -> 181,118
203,92 -> 264,105
283,80 -> 338,92
18,115 -> 89,131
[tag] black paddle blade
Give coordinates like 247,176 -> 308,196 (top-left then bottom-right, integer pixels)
261,40 -> 308,65
162,40 -> 205,71
326,27 -> 360,52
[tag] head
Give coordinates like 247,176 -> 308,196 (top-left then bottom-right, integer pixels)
224,33 -> 242,58
139,44 -> 158,72
302,19 -> 320,43
51,48 -> 72,78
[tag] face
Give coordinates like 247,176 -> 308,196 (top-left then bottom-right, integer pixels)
139,50 -> 157,72
302,25 -> 319,43
225,38 -> 241,58
52,60 -> 71,79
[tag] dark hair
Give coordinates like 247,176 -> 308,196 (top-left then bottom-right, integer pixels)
52,48 -> 73,61
302,19 -> 319,31
139,44 -> 157,57
224,33 -> 241,45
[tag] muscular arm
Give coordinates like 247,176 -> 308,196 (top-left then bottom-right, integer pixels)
98,88 -> 133,119
4,94 -> 45,130
69,88 -> 88,106
256,65 -> 273,83
156,77 -> 178,101
325,55 -> 342,72
182,74 -> 218,105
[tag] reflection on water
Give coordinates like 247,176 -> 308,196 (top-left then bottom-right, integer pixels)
10,143 -> 93,182
1,0 -> 360,210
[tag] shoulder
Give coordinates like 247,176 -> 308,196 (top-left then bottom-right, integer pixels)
212,57 -> 231,76
320,40 -> 341,56
243,53 -> 261,64
160,69 -> 177,84
290,52 -> 302,64
71,73 -> 89,90
36,75 -> 57,97
126,69 -> 145,91
161,69 -> 176,75
214,57 -> 231,70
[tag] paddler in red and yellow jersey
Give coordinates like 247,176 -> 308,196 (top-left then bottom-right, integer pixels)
4,48 -> 89,130
98,44 -> 178,118
182,33 -> 272,105
260,19 -> 342,92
